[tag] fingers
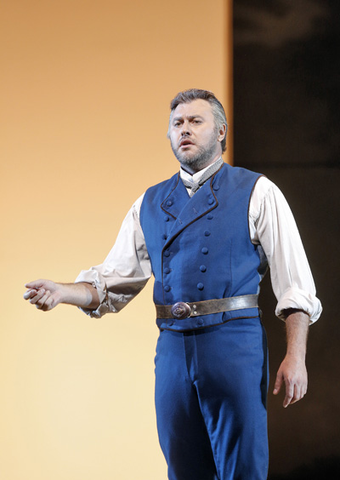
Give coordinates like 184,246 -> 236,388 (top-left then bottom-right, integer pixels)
273,372 -> 296,407
23,287 -> 54,311
273,373 -> 283,396
273,360 -> 308,408
283,381 -> 295,408
23,288 -> 38,300
25,279 -> 45,290
37,291 -> 55,311
280,376 -> 308,408
285,382 -> 307,407
27,288 -> 46,306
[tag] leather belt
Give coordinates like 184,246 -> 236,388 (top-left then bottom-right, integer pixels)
155,294 -> 259,320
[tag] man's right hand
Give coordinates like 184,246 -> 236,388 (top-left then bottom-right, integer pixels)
23,280 -> 100,311
23,279 -> 64,311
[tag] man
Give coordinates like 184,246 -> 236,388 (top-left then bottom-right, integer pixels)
24,89 -> 322,480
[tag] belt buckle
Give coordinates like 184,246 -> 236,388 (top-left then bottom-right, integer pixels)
171,302 -> 192,320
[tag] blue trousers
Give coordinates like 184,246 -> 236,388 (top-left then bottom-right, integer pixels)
154,317 -> 269,480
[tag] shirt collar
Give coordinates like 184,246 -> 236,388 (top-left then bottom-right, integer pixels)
180,157 -> 223,185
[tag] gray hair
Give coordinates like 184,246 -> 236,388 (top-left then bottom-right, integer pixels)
168,88 -> 228,153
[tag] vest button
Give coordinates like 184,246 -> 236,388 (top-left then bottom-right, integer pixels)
164,251 -> 170,257
201,247 -> 209,254
208,198 -> 214,205
162,234 -> 168,240
200,265 -> 207,272
213,185 -> 220,191
164,267 -> 171,274
196,318 -> 204,326
197,283 -> 204,290
164,216 -> 170,222
166,200 -> 173,207
207,214 -> 213,220
164,285 -> 171,292
204,230 -> 211,236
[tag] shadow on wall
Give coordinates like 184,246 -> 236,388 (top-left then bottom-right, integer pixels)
268,456 -> 340,479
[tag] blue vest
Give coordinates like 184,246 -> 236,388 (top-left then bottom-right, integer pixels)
140,163 -> 264,331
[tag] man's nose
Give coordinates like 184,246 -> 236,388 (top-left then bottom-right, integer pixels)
181,122 -> 191,136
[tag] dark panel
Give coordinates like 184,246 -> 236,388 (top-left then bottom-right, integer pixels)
234,1 -> 340,476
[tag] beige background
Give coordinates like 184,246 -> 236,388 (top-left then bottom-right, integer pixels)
0,1 -> 231,479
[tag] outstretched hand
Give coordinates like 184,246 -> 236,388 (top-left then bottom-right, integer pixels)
23,279 -> 64,311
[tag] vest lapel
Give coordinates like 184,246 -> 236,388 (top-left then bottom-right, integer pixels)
160,173 -> 190,220
161,166 -> 224,246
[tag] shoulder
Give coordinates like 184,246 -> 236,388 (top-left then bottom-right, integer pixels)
252,176 -> 288,202
145,172 -> 180,194
250,176 -> 290,221
253,175 -> 277,196
131,193 -> 145,221
142,172 -> 180,209
220,164 -> 263,190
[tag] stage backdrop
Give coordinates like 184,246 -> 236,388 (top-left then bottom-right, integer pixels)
0,1 -> 231,479
234,1 -> 340,478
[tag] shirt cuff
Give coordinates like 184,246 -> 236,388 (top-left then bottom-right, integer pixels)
75,268 -> 113,318
275,286 -> 322,324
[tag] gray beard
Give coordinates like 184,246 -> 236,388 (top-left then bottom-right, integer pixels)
171,136 -> 218,172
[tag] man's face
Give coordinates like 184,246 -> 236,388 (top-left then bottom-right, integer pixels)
168,99 -> 225,173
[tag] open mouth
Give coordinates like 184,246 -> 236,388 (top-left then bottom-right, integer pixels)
179,140 -> 194,148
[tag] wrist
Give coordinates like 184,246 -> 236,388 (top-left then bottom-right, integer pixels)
56,283 -> 72,304
285,350 -> 306,362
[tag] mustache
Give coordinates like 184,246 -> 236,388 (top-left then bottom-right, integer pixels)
179,136 -> 195,147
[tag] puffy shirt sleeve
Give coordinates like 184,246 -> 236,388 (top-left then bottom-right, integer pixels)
75,194 -> 152,318
249,176 -> 322,323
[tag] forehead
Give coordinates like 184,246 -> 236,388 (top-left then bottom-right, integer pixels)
172,99 -> 214,119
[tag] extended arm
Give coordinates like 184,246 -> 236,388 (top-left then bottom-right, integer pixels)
24,194 -> 151,317
24,279 -> 100,311
273,309 -> 309,407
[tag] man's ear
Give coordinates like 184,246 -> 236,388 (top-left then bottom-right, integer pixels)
217,124 -> 227,142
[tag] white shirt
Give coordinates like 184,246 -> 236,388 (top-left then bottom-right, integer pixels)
76,164 -> 322,323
